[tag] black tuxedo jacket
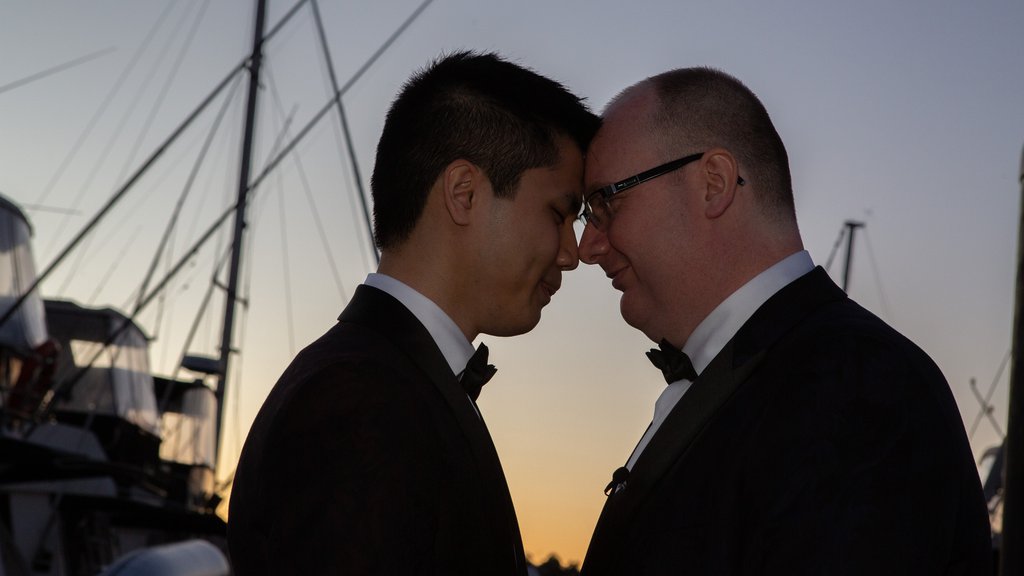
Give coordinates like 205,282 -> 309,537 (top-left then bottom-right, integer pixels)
582,268 -> 991,575
228,285 -> 527,575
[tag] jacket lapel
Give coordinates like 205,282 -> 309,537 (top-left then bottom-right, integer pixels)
339,286 -> 483,443
590,268 -> 847,544
338,285 -> 526,572
593,339 -> 766,537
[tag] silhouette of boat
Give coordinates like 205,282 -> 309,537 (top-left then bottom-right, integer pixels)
0,1 -> 426,572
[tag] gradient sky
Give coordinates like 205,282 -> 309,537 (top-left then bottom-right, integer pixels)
3,0 -> 1023,565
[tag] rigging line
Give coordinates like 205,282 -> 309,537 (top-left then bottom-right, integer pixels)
0,47 -> 116,96
150,228 -> 175,363
249,108 -> 296,316
0,61 -> 246,333
230,352 -> 242,483
310,0 -> 378,266
265,0 -> 312,44
65,95 -> 227,299
38,86 -> 300,422
265,67 -> 348,301
277,161 -> 297,356
985,348 -> 1012,411
184,97 -> 242,255
208,190 -> 264,482
259,107 -> 298,179
159,247 -> 232,414
64,119 -> 227,309
230,201 -> 260,466
30,1 -> 308,425
970,377 -> 1006,439
42,1 -> 200,258
160,105 -> 296,399
17,204 -> 81,216
193,157 -> 236,360
55,232 -> 98,295
34,3 -> 177,208
187,125 -> 242,361
64,127 -> 204,305
267,0 -> 437,203
335,0 -> 438,98
217,467 -> 236,494
860,227 -> 893,320
326,88 -> 376,274
253,92 -> 299,352
245,70 -> 357,200
135,73 -> 244,312
36,0 -> 304,240
86,226 -> 145,305
31,199 -> 242,426
970,348 -> 1012,439
823,224 -> 846,272
119,0 -> 214,182
87,0 -> 303,270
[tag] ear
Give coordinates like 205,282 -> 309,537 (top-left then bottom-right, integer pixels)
701,148 -> 742,220
440,159 -> 485,226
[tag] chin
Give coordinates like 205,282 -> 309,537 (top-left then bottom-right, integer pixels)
619,295 -> 654,339
485,312 -> 542,337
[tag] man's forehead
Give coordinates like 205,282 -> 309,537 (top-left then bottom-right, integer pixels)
593,90 -> 657,150
585,122 -> 653,181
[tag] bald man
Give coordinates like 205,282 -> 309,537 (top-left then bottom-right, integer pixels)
577,67 -> 990,575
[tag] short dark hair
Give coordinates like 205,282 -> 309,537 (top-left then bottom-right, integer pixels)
370,51 -> 599,249
645,67 -> 795,222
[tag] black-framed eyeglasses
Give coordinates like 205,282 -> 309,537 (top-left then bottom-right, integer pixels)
578,152 -> 745,231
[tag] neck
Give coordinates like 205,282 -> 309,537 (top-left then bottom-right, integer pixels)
377,248 -> 479,342
664,225 -> 803,347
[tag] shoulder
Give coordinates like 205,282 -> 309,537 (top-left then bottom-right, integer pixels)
737,296 -> 964,468
780,296 -> 944,387
230,320 -> 450,516
263,322 -> 440,434
233,320 -> 453,491
744,297 -> 969,475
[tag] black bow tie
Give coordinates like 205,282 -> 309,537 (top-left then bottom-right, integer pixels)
460,343 -> 497,401
646,339 -> 698,384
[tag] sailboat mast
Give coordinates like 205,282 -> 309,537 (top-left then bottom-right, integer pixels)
841,220 -> 864,293
216,0 -> 267,461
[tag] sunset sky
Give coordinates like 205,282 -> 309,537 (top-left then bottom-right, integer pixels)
2,0 -> 1023,565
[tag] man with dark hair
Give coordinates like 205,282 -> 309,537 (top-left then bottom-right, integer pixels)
228,51 -> 598,576
577,67 -> 990,574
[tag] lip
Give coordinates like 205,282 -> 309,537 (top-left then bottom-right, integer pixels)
606,267 -> 628,291
539,280 -> 559,303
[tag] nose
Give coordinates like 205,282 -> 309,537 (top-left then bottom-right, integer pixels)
578,222 -> 607,265
557,220 -> 580,271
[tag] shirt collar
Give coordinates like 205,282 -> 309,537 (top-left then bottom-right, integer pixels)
683,250 -> 814,373
364,273 -> 475,376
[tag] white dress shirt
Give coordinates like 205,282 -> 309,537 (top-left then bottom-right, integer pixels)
626,250 -> 815,469
363,273 -> 476,377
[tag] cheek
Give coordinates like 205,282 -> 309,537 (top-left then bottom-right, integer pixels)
528,222 -> 563,264
606,222 -> 643,266
610,220 -> 677,290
